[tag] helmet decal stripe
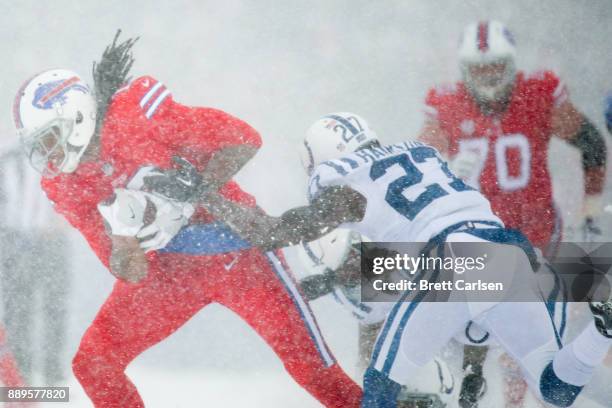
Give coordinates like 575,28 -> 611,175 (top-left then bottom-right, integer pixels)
39,77 -> 80,105
325,114 -> 360,136
13,81 -> 30,129
477,21 -> 489,52
13,72 -> 42,129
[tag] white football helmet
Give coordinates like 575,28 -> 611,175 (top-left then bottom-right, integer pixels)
13,69 -> 97,177
458,21 -> 517,103
299,112 -> 378,175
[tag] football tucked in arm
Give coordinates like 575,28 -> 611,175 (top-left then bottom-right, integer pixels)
98,188 -> 194,253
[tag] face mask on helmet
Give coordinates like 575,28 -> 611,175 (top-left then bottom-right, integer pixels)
13,69 -> 97,177
458,21 -> 517,104
463,57 -> 516,102
299,112 -> 379,176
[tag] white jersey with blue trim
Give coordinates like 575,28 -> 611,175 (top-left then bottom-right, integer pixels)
308,141 -> 502,243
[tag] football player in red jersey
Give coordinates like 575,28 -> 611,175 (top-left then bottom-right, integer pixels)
12,32 -> 362,408
418,21 -> 607,408
419,20 -> 607,254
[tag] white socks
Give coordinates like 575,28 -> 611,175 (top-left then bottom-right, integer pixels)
552,322 -> 612,386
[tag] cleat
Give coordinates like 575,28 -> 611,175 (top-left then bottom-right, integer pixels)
589,301 -> 612,338
458,373 -> 487,408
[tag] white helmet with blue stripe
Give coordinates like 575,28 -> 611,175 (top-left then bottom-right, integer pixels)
299,112 -> 378,175
13,69 -> 97,177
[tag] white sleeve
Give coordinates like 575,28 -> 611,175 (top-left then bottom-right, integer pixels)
307,160 -> 350,202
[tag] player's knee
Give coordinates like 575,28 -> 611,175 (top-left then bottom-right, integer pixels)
282,358 -> 320,385
283,359 -> 344,387
72,345 -> 116,383
539,362 -> 583,407
72,349 -> 91,382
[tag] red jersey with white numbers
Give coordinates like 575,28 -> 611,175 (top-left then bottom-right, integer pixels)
424,71 -> 566,250
42,76 -> 262,266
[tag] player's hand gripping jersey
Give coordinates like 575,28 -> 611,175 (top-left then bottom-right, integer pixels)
424,71 -> 565,248
308,141 -> 502,242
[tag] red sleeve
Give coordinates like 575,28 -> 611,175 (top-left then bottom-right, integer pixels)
105,76 -> 262,171
525,70 -> 565,107
68,210 -> 112,269
423,83 -> 458,124
424,87 -> 442,120
41,174 -> 112,269
218,181 -> 257,208
169,105 -> 262,165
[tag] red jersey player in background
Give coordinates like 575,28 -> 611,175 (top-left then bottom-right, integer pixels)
420,21 -> 607,253
12,32 -> 361,407
419,21 -> 607,408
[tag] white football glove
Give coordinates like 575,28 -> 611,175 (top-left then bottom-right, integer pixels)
135,193 -> 195,253
98,189 -> 148,236
449,150 -> 480,182
98,188 -> 195,252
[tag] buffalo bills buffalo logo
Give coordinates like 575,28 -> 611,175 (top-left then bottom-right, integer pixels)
32,77 -> 89,110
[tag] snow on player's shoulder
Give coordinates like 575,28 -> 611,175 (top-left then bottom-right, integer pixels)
520,69 -> 562,90
424,82 -> 462,118
523,69 -> 559,82
520,70 -> 566,105
431,82 -> 459,96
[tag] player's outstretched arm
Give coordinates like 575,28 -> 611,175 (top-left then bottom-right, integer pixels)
199,144 -> 258,192
202,186 -> 366,251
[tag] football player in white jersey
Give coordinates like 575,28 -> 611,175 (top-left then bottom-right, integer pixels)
200,112 -> 612,408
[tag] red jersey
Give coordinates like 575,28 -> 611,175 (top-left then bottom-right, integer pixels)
425,71 -> 567,249
42,76 -> 262,267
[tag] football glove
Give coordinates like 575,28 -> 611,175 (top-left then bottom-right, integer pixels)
449,149 -> 480,182
135,193 -> 195,253
98,188 -> 194,252
127,157 -> 203,203
581,194 -> 603,242
98,188 -> 148,236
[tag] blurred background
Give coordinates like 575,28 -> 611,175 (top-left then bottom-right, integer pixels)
0,0 -> 611,406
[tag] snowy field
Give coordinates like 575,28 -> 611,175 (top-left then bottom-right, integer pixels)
2,0 -> 612,407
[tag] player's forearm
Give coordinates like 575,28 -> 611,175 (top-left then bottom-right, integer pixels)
585,167 -> 606,196
199,145 -> 258,192
201,191 -> 284,249
201,192 -> 338,250
109,235 -> 148,283
568,118 -> 607,195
